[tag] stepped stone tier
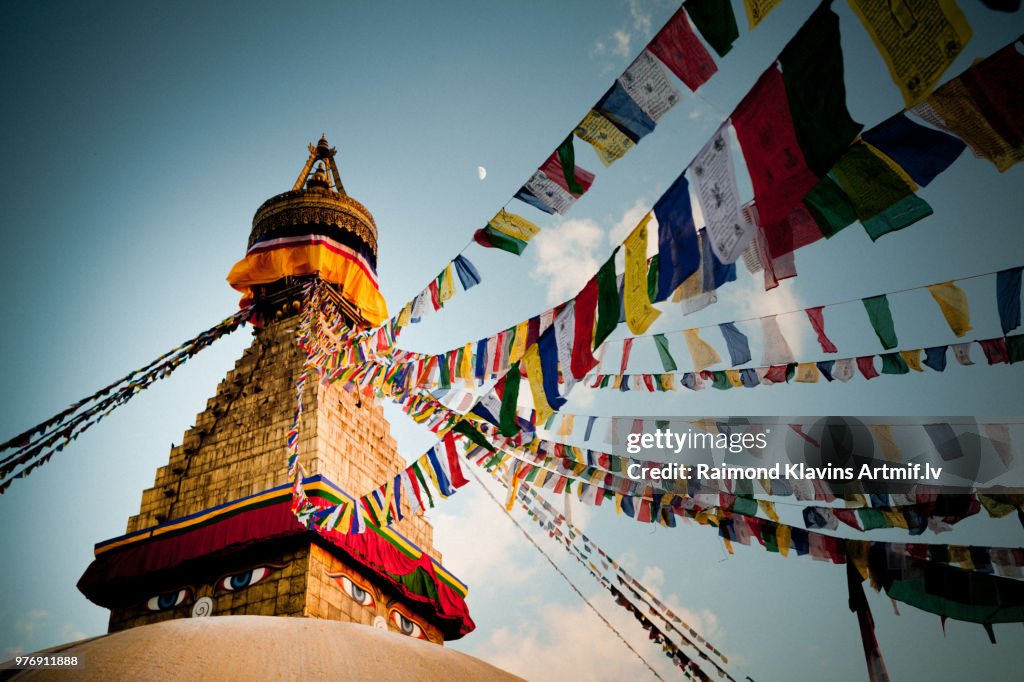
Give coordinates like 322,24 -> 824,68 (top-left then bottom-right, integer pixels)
77,138 -> 473,644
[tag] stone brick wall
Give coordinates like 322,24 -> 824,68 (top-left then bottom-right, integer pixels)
126,316 -> 437,556
111,314 -> 448,634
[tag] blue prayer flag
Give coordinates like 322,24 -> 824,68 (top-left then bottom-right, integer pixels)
923,346 -> 948,372
654,173 -> 700,300
453,255 -> 481,290
595,82 -> 656,143
718,322 -> 751,366
997,267 -> 1022,335
860,113 -> 965,187
537,328 -> 567,412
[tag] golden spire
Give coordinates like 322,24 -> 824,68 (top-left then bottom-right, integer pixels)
292,134 -> 346,195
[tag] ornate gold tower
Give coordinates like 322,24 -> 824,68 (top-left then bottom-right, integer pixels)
78,137 -> 473,644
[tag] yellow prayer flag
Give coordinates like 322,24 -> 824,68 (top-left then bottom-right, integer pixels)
776,523 -> 791,557
574,109 -> 636,166
671,248 -> 708,304
868,424 -> 902,462
397,303 -> 412,329
509,321 -> 529,364
948,545 -> 973,569
795,363 -> 820,383
624,215 -> 661,334
881,509 -> 908,529
523,344 -> 555,426
847,540 -> 871,581
727,370 -> 743,387
460,342 -> 474,380
558,414 -> 575,437
489,209 -> 540,242
439,263 -> 456,303
683,329 -> 721,371
743,0 -> 781,28
921,78 -> 1023,172
900,349 -> 924,372
927,281 -> 972,337
861,140 -> 919,190
849,0 -> 971,107
690,418 -> 719,435
757,500 -> 780,522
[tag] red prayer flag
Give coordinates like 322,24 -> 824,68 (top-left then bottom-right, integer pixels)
620,337 -> 635,374
571,277 -> 600,379
763,365 -> 788,383
540,152 -> 594,197
979,337 -> 1009,365
857,356 -> 879,380
762,203 -> 824,258
732,67 -> 820,228
647,7 -> 718,91
805,306 -> 838,353
443,433 -> 469,488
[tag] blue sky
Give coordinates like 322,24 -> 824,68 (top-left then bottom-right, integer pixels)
1,1 -> 1023,679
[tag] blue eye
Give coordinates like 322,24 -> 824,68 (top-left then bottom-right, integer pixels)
146,588 -> 191,611
339,576 -> 375,607
390,610 -> 426,639
219,566 -> 271,592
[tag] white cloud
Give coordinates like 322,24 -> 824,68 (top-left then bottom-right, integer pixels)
531,218 -> 605,304
431,481 -> 542,594
3,609 -> 86,660
611,30 -> 632,58
592,0 -> 655,63
627,0 -> 653,37
607,198 -> 651,247
467,575 -> 728,681
716,274 -> 807,359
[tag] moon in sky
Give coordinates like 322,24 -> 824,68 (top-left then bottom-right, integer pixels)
477,166 -> 487,181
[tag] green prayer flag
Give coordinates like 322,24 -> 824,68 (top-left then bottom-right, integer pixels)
863,295 -> 899,350
831,142 -> 932,241
478,224 -> 529,254
647,253 -> 660,302
452,420 -> 497,453
557,135 -> 583,195
857,508 -> 887,531
762,522 -> 779,552
437,354 -> 451,389
683,0 -> 739,57
653,334 -> 677,372
499,364 -> 522,437
595,249 -> 620,346
861,194 -> 933,241
733,478 -> 754,496
732,495 -> 758,517
412,462 -> 435,508
778,3 -> 862,176
711,371 -> 731,389
1006,334 -> 1024,364
804,175 -> 857,238
880,352 -> 909,375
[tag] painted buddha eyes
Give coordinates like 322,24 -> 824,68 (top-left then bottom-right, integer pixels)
146,588 -> 192,611
339,575 -> 375,607
218,566 -> 273,592
390,609 -> 426,639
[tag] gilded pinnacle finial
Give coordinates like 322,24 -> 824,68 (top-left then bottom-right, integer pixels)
293,134 -> 345,195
